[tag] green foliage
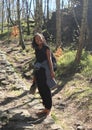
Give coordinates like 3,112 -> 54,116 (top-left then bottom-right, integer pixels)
0,31 -> 9,40
80,51 -> 92,78
56,49 -> 92,78
57,50 -> 76,66
56,49 -> 76,78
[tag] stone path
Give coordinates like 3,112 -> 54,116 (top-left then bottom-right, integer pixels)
0,50 -> 63,130
1,44 -> 91,130
0,50 -> 27,91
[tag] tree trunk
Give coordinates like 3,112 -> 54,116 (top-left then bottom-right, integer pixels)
1,0 -> 4,34
26,0 -> 30,35
39,0 -> 43,29
6,0 -> 15,25
47,0 -> 49,21
75,0 -> 88,64
22,0 -> 25,19
34,0 -> 43,33
61,0 -> 64,9
17,0 -> 25,49
86,0 -> 92,51
56,0 -> 61,48
6,0 -> 11,42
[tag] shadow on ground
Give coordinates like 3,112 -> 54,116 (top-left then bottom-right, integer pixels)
1,112 -> 47,130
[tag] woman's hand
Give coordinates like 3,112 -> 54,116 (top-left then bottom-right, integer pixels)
50,70 -> 55,78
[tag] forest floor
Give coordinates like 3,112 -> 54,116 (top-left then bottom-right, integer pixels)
0,40 -> 92,130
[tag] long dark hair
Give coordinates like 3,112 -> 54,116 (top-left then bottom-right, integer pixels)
32,33 -> 47,49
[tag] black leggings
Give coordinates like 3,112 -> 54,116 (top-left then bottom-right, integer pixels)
35,68 -> 52,109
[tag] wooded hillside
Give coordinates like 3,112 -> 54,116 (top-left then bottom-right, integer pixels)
0,1 -> 92,130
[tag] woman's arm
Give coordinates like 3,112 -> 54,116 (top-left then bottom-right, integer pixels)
46,49 -> 55,78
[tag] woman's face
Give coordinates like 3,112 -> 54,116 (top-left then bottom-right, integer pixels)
35,35 -> 43,46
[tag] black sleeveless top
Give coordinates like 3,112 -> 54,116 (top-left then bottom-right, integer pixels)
35,45 -> 50,63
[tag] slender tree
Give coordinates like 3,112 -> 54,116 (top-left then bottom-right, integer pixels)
6,0 -> 11,42
47,0 -> 49,21
71,0 -> 80,30
56,0 -> 61,48
75,0 -> 88,64
17,0 -> 25,49
1,0 -> 4,34
29,0 -> 34,19
39,0 -> 43,28
22,0 -> 26,19
34,0 -> 43,33
86,0 -> 92,50
26,0 -> 30,35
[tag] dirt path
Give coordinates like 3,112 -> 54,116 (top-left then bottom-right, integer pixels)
0,88 -> 63,130
0,41 -> 92,130
0,41 -> 63,130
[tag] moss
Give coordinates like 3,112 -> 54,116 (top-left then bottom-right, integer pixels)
51,112 -> 58,122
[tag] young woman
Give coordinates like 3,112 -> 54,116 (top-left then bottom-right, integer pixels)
31,33 -> 57,116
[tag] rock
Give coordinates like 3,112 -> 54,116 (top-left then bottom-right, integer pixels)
6,66 -> 14,71
5,61 -> 11,66
0,76 -> 6,81
0,70 -> 6,74
55,105 -> 65,110
0,112 -> 10,124
28,100 -> 41,108
74,73 -> 85,80
1,80 -> 9,85
0,60 -> 7,65
0,50 -> 27,90
77,126 -> 85,130
8,109 -> 30,117
43,116 -> 55,125
23,71 -> 31,79
14,123 -> 35,130
51,124 -> 63,130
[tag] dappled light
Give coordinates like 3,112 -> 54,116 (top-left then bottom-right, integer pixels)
11,26 -> 19,38
0,0 -> 92,130
54,47 -> 63,58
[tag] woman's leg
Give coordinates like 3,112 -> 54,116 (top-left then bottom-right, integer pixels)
35,68 -> 52,110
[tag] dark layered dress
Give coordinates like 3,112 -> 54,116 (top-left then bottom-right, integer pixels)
34,45 -> 57,109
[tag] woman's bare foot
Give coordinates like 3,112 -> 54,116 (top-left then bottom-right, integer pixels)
36,108 -> 51,116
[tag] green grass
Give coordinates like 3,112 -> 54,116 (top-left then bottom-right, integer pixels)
56,49 -> 76,79
80,51 -> 92,78
51,112 -> 58,122
55,49 -> 92,110
0,31 -> 9,40
56,49 -> 92,78
57,50 -> 76,65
